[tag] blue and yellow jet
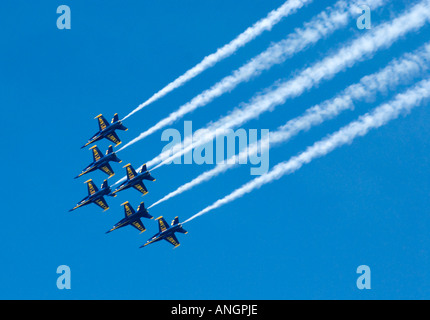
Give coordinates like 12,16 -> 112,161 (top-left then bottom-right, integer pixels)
106,201 -> 153,234
69,179 -> 115,212
81,113 -> 127,149
75,145 -> 122,179
111,163 -> 155,196
140,216 -> 187,248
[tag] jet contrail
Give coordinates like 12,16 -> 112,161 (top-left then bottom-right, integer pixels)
114,0 -> 430,187
148,0 -> 430,171
119,0 -> 387,150
121,0 -> 312,121
148,42 -> 430,209
184,77 -> 430,223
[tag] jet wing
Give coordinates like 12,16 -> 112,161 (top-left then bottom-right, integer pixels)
164,234 -> 180,248
156,217 -> 169,233
125,164 -> 138,180
99,163 -> 115,177
131,219 -> 146,233
106,132 -> 121,146
132,182 -> 148,195
86,179 -> 98,195
122,201 -> 135,217
94,197 -> 109,211
91,145 -> 103,162
96,114 -> 109,131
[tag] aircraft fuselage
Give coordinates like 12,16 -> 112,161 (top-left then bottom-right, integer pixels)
114,215 -> 139,229
85,121 -> 124,146
98,121 -> 123,137
149,223 -> 183,243
78,188 -> 111,206
119,171 -> 151,189
86,153 -> 117,171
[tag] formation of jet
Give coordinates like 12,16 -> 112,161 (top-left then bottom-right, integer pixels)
72,113 -> 188,249
106,201 -> 153,234
69,179 -> 115,212
140,216 -> 187,248
75,145 -> 122,179
111,163 -> 156,196
81,113 -> 128,149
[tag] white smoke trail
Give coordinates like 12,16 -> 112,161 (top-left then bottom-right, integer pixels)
119,0 -> 386,150
121,0 -> 312,121
148,0 -> 430,172
113,0 -> 430,187
184,77 -> 430,223
148,42 -> 430,209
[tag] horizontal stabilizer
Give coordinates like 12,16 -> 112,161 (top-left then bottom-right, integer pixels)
144,173 -> 156,182
176,227 -> 188,234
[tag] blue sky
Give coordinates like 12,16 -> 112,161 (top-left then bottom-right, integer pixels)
1,0 -> 429,299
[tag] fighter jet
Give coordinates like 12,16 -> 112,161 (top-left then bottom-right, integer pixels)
81,113 -> 127,149
75,145 -> 122,179
106,201 -> 153,234
110,163 -> 155,196
140,216 -> 187,248
69,179 -> 115,212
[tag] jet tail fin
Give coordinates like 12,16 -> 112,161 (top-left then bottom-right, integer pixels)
140,164 -> 148,173
141,164 -> 156,181
105,145 -> 121,163
172,216 -> 180,226
111,113 -> 127,130
171,217 -> 188,234
137,202 -> 153,220
111,113 -> 119,123
172,217 -> 188,234
106,145 -> 114,155
101,179 -> 109,190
